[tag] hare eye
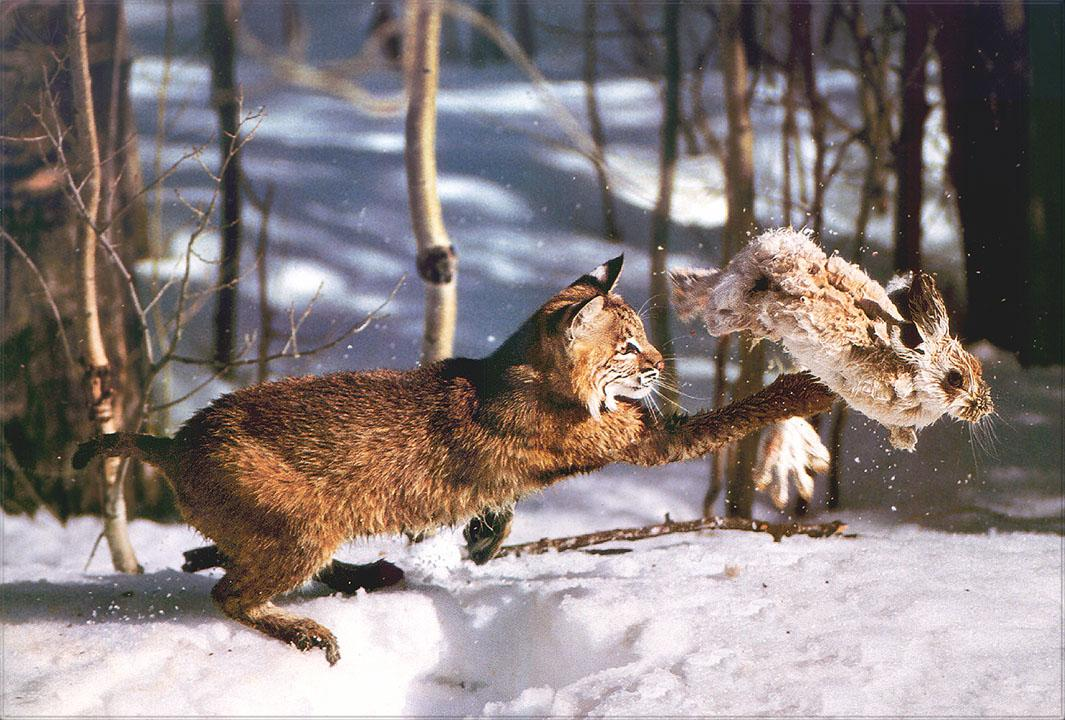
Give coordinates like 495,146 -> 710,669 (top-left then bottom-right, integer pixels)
946,370 -> 964,389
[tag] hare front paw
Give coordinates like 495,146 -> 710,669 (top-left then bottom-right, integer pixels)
888,425 -> 918,451
754,418 -> 831,509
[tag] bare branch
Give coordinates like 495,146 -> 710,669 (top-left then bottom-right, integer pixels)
168,275 -> 405,369
280,281 -> 324,357
0,228 -> 76,367
240,26 -> 406,117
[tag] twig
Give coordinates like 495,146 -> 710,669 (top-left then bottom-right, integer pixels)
240,27 -> 405,117
168,275 -> 404,369
496,515 -> 849,557
280,282 -> 323,357
2,443 -> 61,522
0,228 -> 76,367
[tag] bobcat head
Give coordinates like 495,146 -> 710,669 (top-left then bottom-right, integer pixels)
519,256 -> 664,419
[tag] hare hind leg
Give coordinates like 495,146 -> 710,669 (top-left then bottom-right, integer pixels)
212,557 -> 341,665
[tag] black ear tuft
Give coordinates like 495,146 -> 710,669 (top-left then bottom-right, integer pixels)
570,254 -> 624,293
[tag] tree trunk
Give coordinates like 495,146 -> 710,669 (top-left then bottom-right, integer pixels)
934,1 -> 1029,351
70,0 -> 141,573
893,3 -> 931,273
204,0 -> 243,372
648,1 -> 680,406
281,0 -> 306,59
583,1 -> 622,243
792,1 -> 827,238
1,0 -> 155,522
512,0 -> 535,58
371,1 -> 402,64
719,0 -> 761,520
1023,1 -> 1063,365
470,0 -> 504,66
406,0 -> 457,364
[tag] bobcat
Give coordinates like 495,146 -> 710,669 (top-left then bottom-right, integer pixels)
74,256 -> 833,664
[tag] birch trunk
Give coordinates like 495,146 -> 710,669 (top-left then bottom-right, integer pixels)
405,0 -> 457,364
70,0 -> 141,573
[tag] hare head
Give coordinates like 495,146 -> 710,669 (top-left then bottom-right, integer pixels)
887,272 -> 993,424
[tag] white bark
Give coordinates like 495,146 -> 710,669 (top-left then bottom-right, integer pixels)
70,0 -> 141,573
405,0 -> 457,364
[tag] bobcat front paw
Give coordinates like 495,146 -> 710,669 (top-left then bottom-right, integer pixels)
464,505 -> 514,565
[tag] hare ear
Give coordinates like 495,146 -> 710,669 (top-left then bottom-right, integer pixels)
571,255 -> 624,293
670,266 -> 719,322
568,295 -> 608,340
886,273 -> 915,321
907,271 -> 950,342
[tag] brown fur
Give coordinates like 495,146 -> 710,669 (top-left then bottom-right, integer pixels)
74,258 -> 833,664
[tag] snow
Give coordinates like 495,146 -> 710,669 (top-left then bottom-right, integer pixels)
3,508 -> 1060,715
4,3 -> 1062,716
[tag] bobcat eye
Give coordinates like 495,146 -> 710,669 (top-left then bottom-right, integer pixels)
619,340 -> 641,356
945,369 -> 964,389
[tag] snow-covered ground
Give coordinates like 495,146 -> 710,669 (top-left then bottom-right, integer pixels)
3,3 -> 1062,716
3,507 -> 1060,716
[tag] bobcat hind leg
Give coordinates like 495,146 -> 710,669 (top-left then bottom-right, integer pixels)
211,557 -> 340,665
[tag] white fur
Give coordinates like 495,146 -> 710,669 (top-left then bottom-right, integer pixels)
754,418 -> 831,509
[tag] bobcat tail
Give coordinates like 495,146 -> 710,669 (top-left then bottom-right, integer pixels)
72,433 -> 174,470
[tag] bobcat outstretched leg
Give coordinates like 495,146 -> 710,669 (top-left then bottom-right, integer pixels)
624,372 -> 835,466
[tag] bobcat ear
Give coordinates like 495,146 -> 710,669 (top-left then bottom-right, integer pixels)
570,255 -> 624,293
568,295 -> 607,340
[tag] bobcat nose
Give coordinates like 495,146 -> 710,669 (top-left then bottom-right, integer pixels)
654,359 -> 665,372
640,364 -> 661,386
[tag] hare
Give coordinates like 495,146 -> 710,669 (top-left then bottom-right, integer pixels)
672,228 -> 993,451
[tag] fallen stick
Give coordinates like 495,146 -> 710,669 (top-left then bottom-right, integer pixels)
495,515 -> 848,558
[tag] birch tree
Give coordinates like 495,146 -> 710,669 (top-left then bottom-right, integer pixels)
406,0 -> 457,363
70,0 -> 141,573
